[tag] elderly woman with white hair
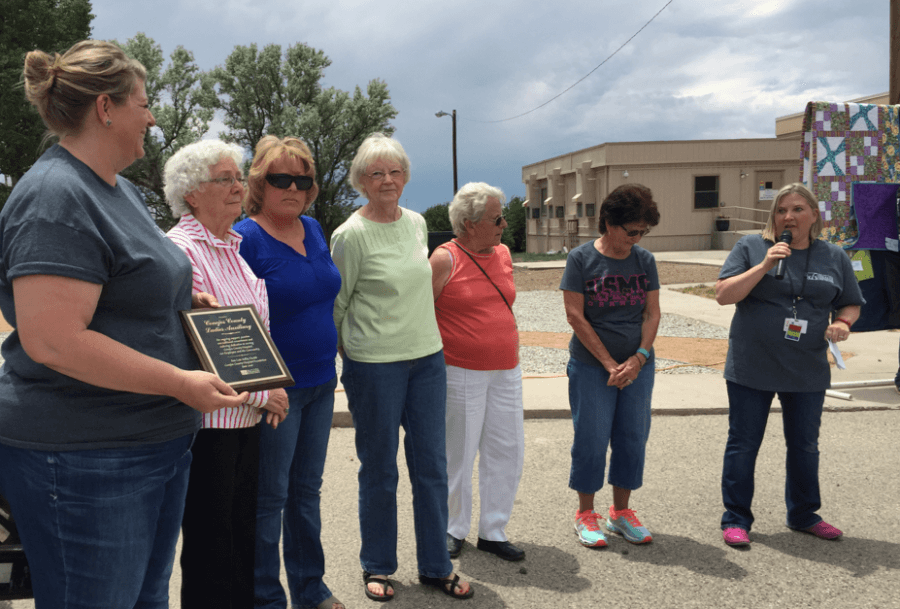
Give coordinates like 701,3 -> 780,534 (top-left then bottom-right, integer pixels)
164,139 -> 289,609
331,133 -> 473,601
429,182 -> 525,563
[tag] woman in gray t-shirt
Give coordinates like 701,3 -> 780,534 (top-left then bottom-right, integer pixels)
560,183 -> 661,549
715,183 -> 863,547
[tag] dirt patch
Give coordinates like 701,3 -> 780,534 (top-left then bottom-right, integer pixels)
513,262 -> 722,292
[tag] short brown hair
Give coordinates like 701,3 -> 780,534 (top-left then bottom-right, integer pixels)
598,183 -> 661,235
23,40 -> 146,139
244,136 -> 318,216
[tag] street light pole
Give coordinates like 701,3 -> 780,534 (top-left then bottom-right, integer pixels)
435,110 -> 458,194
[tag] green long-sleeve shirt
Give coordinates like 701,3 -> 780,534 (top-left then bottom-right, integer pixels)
330,209 -> 442,362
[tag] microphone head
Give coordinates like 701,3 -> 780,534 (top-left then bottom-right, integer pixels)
779,230 -> 793,244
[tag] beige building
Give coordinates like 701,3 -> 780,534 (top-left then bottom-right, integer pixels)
521,93 -> 889,253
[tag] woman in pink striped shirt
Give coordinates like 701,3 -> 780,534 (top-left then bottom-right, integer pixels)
164,140 -> 289,609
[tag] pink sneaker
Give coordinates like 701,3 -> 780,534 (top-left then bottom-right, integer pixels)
722,527 -> 750,546
804,521 -> 842,540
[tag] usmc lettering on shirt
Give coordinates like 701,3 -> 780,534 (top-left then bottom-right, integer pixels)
585,274 -> 650,307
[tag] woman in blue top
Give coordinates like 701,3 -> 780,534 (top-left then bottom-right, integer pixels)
233,136 -> 344,609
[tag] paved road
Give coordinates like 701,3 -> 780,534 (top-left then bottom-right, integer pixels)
6,411 -> 898,609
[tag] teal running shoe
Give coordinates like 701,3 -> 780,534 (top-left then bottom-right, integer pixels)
605,506 -> 652,544
574,509 -> 608,547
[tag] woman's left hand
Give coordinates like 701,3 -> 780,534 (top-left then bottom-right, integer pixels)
191,292 -> 220,309
609,356 -> 641,389
263,388 -> 289,429
825,321 -> 850,343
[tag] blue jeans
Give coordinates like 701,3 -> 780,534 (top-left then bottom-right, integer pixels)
255,377 -> 337,609
567,356 -> 654,494
341,350 -> 452,579
0,434 -> 193,609
721,381 -> 824,531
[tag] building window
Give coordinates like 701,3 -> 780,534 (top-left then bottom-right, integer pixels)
555,206 -> 564,218
694,176 -> 719,209
531,207 -> 540,219
576,203 -> 583,217
585,204 -> 595,217
540,187 -> 548,217
765,181 -> 773,189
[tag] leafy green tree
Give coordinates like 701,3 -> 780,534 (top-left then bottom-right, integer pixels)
0,0 -> 93,184
209,43 -> 398,240
115,34 -> 216,230
502,196 -> 526,252
422,202 -> 452,232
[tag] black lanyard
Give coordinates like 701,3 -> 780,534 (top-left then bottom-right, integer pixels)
787,240 -> 813,320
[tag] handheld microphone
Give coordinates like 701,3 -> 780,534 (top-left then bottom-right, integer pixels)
774,230 -> 792,280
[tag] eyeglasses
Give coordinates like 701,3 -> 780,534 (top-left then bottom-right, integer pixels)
491,215 -> 505,227
205,176 -> 245,188
265,174 -> 315,190
365,169 -> 405,182
619,225 -> 651,237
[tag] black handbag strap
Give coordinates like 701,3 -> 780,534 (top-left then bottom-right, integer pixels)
453,242 -> 513,315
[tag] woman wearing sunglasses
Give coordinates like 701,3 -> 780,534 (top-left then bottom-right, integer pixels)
429,183 -> 525,563
560,183 -> 661,549
233,136 -> 344,609
331,133 -> 473,601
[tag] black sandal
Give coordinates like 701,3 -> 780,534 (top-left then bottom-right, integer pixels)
418,573 -> 474,600
363,571 -> 394,602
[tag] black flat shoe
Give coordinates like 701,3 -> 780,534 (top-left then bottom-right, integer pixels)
362,571 -> 394,602
447,533 -> 464,558
476,538 -> 525,561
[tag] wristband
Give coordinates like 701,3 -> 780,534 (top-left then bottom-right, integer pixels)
636,347 -> 651,360
835,317 -> 853,329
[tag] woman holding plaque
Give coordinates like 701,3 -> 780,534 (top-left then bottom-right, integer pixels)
0,41 -> 247,608
233,136 -> 344,609
331,133 -> 473,601
165,139 -> 289,609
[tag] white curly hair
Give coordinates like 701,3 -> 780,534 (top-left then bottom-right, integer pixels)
164,140 -> 245,218
448,182 -> 506,237
348,132 -> 411,198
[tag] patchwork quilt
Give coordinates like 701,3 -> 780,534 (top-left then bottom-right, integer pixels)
800,101 -> 900,248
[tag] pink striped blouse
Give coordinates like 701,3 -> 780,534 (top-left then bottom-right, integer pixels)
167,214 -> 270,429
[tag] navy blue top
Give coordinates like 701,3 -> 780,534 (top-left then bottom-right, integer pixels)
0,145 -> 200,450
234,216 -> 341,388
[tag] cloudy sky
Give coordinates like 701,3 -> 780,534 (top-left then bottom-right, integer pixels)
88,0 -> 890,212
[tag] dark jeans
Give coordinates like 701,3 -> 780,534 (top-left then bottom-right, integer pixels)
0,434 -> 193,609
721,381 -> 825,531
181,426 -> 261,609
341,350 -> 452,579
254,378 -> 337,609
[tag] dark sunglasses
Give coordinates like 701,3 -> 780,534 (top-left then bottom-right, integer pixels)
620,225 -> 651,237
492,215 -> 505,227
265,174 -> 314,190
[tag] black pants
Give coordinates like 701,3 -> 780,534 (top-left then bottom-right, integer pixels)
180,425 -> 261,609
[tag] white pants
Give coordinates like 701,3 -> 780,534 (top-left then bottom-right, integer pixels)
445,364 -> 525,541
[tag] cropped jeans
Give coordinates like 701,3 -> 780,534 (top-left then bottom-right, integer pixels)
721,381 -> 825,532
254,377 -> 338,609
567,356 -> 654,495
341,350 -> 452,579
0,434 -> 193,609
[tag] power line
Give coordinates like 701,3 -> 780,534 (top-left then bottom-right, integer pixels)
469,0 -> 675,124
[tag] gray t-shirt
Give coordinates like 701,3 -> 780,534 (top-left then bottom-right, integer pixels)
719,235 -> 865,392
560,241 -> 660,365
0,145 -> 201,450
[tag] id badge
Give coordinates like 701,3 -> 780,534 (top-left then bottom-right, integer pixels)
783,318 -> 808,342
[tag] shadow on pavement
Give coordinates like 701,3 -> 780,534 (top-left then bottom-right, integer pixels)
752,532 -> 900,578
457,543 -> 592,592
609,533 -> 750,580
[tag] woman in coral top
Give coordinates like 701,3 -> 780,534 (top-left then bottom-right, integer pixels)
429,182 -> 525,563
